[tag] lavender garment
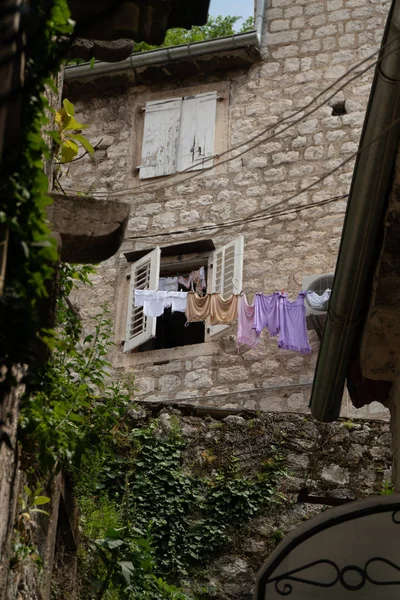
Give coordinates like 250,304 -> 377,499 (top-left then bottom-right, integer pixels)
237,295 -> 260,348
253,292 -> 280,336
278,292 -> 311,354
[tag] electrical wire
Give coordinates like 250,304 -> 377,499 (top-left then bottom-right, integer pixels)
126,194 -> 348,241
67,34 -> 400,198
124,103 -> 400,241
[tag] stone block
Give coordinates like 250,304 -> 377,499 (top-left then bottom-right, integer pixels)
321,465 -> 350,484
180,209 -> 200,224
270,19 -> 290,32
135,377 -> 155,395
287,393 -> 307,411
266,30 -> 299,45
152,211 -> 176,228
218,367 -> 249,383
158,374 -> 181,392
272,151 -> 299,165
185,369 -> 213,389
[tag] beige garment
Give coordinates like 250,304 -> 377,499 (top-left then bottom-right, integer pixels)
186,293 -> 239,325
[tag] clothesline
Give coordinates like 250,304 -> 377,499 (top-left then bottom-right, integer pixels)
133,289 -> 331,354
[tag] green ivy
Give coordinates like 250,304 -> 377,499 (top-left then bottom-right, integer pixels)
76,419 -> 285,595
19,264 -> 133,472
0,0 -> 73,390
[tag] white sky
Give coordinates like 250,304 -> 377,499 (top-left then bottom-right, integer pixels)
208,0 -> 254,29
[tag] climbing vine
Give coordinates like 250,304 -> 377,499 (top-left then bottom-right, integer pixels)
0,0 -> 73,393
19,265 -> 286,598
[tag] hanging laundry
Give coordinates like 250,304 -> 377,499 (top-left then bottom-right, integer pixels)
185,292 -> 210,321
237,295 -> 260,348
135,289 -> 167,317
178,266 -> 207,293
167,291 -> 188,313
210,293 -> 239,325
278,292 -> 311,354
134,290 -> 187,317
306,289 -> 331,309
158,276 -> 178,292
186,293 -> 238,325
253,292 -> 281,336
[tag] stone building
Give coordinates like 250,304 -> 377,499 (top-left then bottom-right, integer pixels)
63,0 -> 390,422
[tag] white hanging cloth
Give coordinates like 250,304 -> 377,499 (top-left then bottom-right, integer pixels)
307,290 -> 331,309
134,290 -> 187,317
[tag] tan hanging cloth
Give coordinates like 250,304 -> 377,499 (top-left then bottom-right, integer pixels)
186,293 -> 239,325
210,294 -> 239,325
186,292 -> 211,322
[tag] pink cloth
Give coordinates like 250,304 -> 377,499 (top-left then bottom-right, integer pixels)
237,295 -> 260,348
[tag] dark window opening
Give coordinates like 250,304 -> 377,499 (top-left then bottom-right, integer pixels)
331,100 -> 346,116
138,261 -> 208,352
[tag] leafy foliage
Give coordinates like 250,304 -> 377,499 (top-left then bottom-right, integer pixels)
135,15 -> 255,52
77,419 -> 285,597
0,0 -> 73,392
54,98 -> 94,163
19,264 -> 133,472
20,265 -> 285,598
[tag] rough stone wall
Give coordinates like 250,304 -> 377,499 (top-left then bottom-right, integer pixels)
66,0 -> 390,420
141,408 -> 392,599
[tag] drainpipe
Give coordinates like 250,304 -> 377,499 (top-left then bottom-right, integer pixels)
310,0 -> 400,421
255,0 -> 267,45
64,0 -> 267,82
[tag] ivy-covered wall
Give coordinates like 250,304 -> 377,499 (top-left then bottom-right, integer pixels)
75,406 -> 391,600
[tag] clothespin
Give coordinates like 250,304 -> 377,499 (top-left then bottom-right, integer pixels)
281,289 -> 285,295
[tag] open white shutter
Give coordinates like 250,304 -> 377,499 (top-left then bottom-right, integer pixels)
177,92 -> 217,172
140,98 -> 182,179
124,247 -> 161,352
207,235 -> 244,339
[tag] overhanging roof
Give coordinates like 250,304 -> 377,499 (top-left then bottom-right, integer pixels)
310,0 -> 400,421
69,0 -> 211,45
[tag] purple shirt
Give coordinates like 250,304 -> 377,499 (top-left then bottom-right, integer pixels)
278,292 -> 311,354
237,295 -> 260,348
253,292 -> 280,336
253,292 -> 311,354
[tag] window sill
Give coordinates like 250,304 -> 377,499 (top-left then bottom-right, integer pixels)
118,340 -> 219,367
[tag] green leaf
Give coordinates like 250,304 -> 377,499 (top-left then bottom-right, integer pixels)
118,560 -> 134,583
63,117 -> 88,131
30,508 -> 49,516
63,98 -> 74,116
33,496 -> 51,506
104,526 -> 126,539
69,133 -> 94,154
61,139 -> 79,163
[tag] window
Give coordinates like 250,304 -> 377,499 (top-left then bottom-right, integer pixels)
139,92 -> 217,179
123,236 -> 244,352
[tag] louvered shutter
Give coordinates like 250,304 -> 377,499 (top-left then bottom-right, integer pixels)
207,235 -> 244,339
139,98 -> 182,179
124,247 -> 161,352
177,92 -> 217,172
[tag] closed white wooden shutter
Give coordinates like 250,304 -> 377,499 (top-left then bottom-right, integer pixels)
139,98 -> 182,179
124,247 -> 161,352
177,92 -> 217,172
207,235 -> 244,339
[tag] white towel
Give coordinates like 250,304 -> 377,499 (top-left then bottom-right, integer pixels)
134,290 -> 187,317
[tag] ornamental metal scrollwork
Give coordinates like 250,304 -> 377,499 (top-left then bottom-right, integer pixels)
391,509 -> 400,524
269,557 -> 400,596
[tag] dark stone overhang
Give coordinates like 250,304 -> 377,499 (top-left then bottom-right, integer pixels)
310,0 -> 400,421
68,0 -> 210,45
47,194 -> 130,263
